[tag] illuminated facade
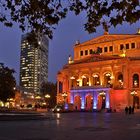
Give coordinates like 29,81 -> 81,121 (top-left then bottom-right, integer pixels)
20,33 -> 49,94
57,31 -> 140,111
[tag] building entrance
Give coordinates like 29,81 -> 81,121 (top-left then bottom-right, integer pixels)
85,95 -> 93,110
97,94 -> 106,110
74,95 -> 81,110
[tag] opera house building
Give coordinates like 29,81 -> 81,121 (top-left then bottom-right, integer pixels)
57,31 -> 140,111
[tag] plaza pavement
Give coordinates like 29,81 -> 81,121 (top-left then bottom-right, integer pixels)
0,111 -> 140,140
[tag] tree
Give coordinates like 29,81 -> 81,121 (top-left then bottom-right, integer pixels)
41,82 -> 57,108
0,63 -> 16,104
0,0 -> 140,39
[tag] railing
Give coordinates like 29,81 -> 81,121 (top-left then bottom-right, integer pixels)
71,85 -> 110,90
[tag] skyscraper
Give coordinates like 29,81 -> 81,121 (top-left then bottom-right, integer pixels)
20,33 -> 49,94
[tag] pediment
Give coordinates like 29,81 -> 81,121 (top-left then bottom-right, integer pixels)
78,34 -> 139,47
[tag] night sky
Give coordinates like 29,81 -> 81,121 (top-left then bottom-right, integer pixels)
0,12 -> 140,84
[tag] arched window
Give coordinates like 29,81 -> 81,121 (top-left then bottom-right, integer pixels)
104,73 -> 112,87
117,73 -> 123,88
92,74 -> 100,85
70,76 -> 79,87
82,75 -> 89,86
118,74 -> 123,81
133,74 -> 139,88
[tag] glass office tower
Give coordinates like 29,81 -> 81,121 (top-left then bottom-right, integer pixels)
20,33 -> 49,94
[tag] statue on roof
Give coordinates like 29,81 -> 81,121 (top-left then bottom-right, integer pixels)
102,21 -> 110,35
68,55 -> 73,64
75,40 -> 80,45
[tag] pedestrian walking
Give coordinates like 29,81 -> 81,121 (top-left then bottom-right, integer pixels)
129,106 -> 132,114
125,106 -> 128,115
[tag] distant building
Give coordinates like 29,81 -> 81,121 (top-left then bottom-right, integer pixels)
20,33 -> 49,94
57,30 -> 140,111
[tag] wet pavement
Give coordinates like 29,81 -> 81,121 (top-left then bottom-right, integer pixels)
0,112 -> 140,140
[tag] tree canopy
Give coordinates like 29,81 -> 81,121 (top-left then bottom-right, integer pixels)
41,82 -> 57,107
0,63 -> 16,103
0,0 -> 140,38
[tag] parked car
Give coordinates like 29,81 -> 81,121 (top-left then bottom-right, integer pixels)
52,105 -> 64,113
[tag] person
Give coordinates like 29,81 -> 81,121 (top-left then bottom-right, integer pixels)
131,106 -> 135,114
129,106 -> 132,114
125,106 -> 128,115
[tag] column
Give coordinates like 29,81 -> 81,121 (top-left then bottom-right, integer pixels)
81,93 -> 85,109
122,64 -> 128,88
78,71 -> 82,86
89,70 -> 92,86
99,68 -> 103,86
57,81 -> 59,93
63,77 -> 67,92
110,64 -> 114,87
70,92 -> 74,104
93,91 -> 98,109
105,91 -> 110,109
69,78 -> 72,89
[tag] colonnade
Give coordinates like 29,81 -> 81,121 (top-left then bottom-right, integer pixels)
70,88 -> 110,110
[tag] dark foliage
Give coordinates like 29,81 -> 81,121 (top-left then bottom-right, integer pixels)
0,0 -> 140,38
41,82 -> 57,108
0,63 -> 16,103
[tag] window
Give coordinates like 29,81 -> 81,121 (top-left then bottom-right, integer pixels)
109,46 -> 113,52
131,43 -> 135,49
90,49 -> 93,54
133,74 -> 139,88
120,44 -> 124,50
93,74 -> 100,85
80,51 -> 83,56
104,47 -> 108,52
85,50 -> 88,55
97,47 -> 102,53
126,43 -> 129,49
100,48 -> 102,53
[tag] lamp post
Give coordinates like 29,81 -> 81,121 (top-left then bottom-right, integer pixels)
130,90 -> 137,108
99,91 -> 106,96
35,95 -> 42,108
62,92 -> 68,104
62,92 -> 68,109
44,94 -> 51,108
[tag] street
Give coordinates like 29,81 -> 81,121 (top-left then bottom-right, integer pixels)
0,112 -> 140,140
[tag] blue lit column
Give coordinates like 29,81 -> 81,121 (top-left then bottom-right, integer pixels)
93,91 -> 98,110
81,93 -> 85,110
105,91 -> 110,109
70,92 -> 74,104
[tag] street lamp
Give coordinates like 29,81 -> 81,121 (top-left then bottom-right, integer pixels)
45,94 -> 51,99
99,91 -> 106,96
130,90 -> 137,96
35,95 -> 41,99
130,90 -> 137,108
62,92 -> 68,103
35,95 -> 41,108
44,94 -> 51,108
62,92 -> 68,110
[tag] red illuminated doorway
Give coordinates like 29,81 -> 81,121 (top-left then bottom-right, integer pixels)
74,95 -> 81,110
97,95 -> 106,110
85,95 -> 93,110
